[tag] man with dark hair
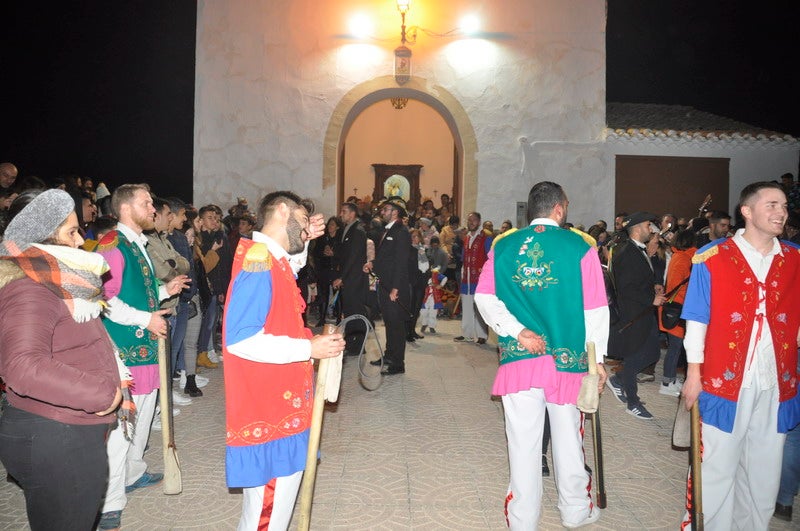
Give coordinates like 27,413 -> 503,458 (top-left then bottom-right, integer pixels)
476,180 -> 609,529
0,162 -> 18,190
366,197 -> 411,374
223,190 -> 343,529
606,211 -> 666,420
681,181 -> 800,530
695,210 -> 731,248
454,211 -> 491,344
145,197 -> 192,404
195,204 -> 233,368
333,202 -> 369,354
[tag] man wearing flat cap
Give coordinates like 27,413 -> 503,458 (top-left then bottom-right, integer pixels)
365,197 -> 411,374
606,212 -> 666,420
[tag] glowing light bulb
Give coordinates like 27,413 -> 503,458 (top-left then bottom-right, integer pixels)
348,13 -> 373,39
459,14 -> 480,35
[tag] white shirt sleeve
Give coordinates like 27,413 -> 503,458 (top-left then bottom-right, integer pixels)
683,320 -> 708,363
584,306 -> 610,362
226,333 -> 312,364
104,296 -> 151,329
475,292 -> 525,340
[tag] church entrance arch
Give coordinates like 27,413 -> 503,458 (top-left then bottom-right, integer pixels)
322,76 -> 478,217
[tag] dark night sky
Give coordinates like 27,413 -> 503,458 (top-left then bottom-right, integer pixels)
1,1 -> 797,202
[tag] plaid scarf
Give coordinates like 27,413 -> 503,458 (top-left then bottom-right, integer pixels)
0,241 -> 107,322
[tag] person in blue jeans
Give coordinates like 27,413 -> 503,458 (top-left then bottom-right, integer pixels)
775,357 -> 800,522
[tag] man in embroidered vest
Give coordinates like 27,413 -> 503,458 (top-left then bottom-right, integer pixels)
223,191 -> 344,530
96,183 -> 190,531
475,181 -> 609,529
455,211 -> 492,344
681,181 -> 800,531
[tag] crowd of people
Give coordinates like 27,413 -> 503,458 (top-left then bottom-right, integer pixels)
1,158 -> 799,530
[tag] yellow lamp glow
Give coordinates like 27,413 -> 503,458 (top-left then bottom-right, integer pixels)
460,14 -> 480,35
348,13 -> 373,39
396,0 -> 411,15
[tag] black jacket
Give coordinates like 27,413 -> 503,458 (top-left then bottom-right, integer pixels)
608,239 -> 658,356
373,221 -> 411,305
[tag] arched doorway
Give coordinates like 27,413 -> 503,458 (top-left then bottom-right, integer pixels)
322,75 -> 478,216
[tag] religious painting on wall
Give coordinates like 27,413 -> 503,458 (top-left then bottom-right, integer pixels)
372,163 -> 422,211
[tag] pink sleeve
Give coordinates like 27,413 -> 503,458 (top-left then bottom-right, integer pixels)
475,249 -> 496,294
99,248 -> 125,299
580,248 -> 607,310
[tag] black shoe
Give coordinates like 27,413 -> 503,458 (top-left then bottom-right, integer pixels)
413,332 -> 424,339
183,375 -> 203,397
775,502 -> 793,522
370,358 -> 383,366
541,455 -> 550,477
476,338 -> 486,345
381,365 -> 405,375
428,328 -> 436,334
406,335 -> 416,343
420,325 -> 427,333
454,336 -> 468,342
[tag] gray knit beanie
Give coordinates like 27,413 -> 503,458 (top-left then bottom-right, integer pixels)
1,189 -> 75,254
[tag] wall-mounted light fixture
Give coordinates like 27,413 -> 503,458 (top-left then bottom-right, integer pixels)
394,0 -> 412,85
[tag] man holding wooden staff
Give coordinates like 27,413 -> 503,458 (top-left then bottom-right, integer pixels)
475,181 -> 609,529
222,191 -> 344,531
681,181 -> 800,530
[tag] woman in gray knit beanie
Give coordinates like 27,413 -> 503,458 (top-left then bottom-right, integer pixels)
0,187 -> 125,531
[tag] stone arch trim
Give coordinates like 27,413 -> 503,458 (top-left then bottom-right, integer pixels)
323,75 -> 478,213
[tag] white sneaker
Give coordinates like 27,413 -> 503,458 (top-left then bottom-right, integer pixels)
207,349 -> 221,363
172,390 -> 193,406
562,506 -> 600,528
659,381 -> 683,397
178,371 -> 209,388
151,408 -> 180,431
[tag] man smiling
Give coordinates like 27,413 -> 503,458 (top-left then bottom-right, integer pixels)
681,181 -> 800,530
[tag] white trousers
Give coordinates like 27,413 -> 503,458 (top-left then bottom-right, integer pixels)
502,388 -> 593,530
460,294 -> 488,340
420,296 -> 438,328
102,389 -> 159,513
238,471 -> 303,531
683,382 -> 784,531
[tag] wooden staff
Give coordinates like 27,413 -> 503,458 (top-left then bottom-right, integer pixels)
157,333 -> 182,494
297,324 -> 337,531
586,343 -> 606,508
690,401 -> 704,530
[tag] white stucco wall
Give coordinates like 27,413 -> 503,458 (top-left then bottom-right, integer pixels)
194,0 -> 607,223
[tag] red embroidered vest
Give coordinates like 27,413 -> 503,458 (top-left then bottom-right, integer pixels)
461,231 -> 489,290
701,241 -> 800,404
223,239 -> 313,447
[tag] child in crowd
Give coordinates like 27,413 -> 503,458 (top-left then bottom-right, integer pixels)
420,266 -> 447,334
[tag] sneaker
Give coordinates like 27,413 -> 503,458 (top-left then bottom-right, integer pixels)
562,506 -> 600,528
206,349 -> 221,363
125,471 -> 163,493
605,375 -> 626,404
627,403 -> 654,420
659,381 -> 682,397
774,502 -> 793,522
98,510 -> 122,530
172,390 -> 193,406
637,372 -> 655,383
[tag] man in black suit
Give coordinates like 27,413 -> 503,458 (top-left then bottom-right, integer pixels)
606,212 -> 666,420
333,202 -> 370,355
366,197 -> 411,374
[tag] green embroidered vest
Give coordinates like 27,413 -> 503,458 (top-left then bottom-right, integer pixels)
494,225 -> 589,373
102,231 -> 159,366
